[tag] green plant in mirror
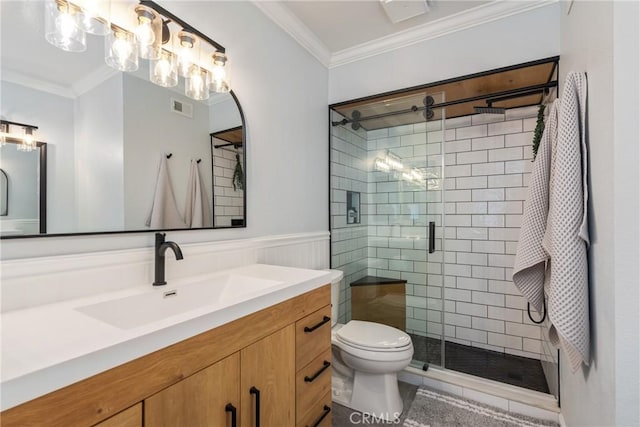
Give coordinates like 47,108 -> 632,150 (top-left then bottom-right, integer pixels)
233,151 -> 244,191
532,104 -> 545,160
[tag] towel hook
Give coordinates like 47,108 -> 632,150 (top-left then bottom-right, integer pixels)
166,153 -> 173,159
196,158 -> 202,164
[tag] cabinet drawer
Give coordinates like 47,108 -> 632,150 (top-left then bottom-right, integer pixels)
297,391 -> 331,427
296,348 -> 331,423
296,305 -> 331,369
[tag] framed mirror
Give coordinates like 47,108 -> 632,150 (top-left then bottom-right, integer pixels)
0,1 -> 245,238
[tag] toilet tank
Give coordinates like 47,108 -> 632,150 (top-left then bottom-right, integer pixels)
325,269 -> 344,326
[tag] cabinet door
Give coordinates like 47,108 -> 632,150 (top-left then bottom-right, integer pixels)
94,403 -> 142,427
241,325 -> 295,427
145,353 -> 240,427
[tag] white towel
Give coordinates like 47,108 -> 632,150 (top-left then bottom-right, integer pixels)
146,156 -> 186,229
513,72 -> 590,372
184,159 -> 212,228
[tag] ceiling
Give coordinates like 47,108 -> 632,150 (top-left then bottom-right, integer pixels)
255,0 -> 554,68
280,0 -> 488,52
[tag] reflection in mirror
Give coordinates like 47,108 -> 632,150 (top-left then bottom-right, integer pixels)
0,140 -> 47,236
0,1 -> 245,237
211,124 -> 244,227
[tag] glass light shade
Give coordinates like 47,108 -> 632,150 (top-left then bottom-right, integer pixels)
17,128 -> 37,152
134,5 -> 162,60
150,50 -> 178,88
210,52 -> 230,93
176,31 -> 199,78
44,0 -> 86,53
185,68 -> 210,101
78,0 -> 110,36
0,123 -> 7,146
105,29 -> 138,72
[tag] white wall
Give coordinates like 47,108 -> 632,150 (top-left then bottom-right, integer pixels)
0,145 -> 39,221
558,1 -> 640,426
209,96 -> 242,133
0,81 -> 77,233
1,1 -> 328,259
328,3 -> 561,104
74,74 -> 125,232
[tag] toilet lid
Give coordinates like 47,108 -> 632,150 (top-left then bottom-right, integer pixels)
336,320 -> 411,350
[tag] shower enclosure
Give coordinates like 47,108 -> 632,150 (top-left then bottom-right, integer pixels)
329,57 -> 560,397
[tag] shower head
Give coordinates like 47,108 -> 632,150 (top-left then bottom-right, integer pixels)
474,103 -> 505,115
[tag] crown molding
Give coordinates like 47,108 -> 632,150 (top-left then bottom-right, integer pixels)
1,69 -> 75,99
251,1 -> 332,67
330,0 -> 559,68
71,65 -> 120,97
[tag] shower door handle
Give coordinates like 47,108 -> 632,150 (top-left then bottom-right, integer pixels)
429,221 -> 436,253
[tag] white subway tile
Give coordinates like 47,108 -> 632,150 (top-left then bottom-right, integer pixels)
445,215 -> 472,227
505,105 -> 539,120
487,174 -> 522,188
471,342 -> 505,353
401,133 -> 426,146
505,215 -> 522,228
444,239 -> 472,252
523,117 -> 537,132
457,277 -> 488,291
445,139 -> 471,153
505,242 -> 518,254
472,240 -> 505,254
471,135 -> 504,151
523,338 -> 542,354
472,317 -> 505,333
446,164 -> 472,177
505,159 -> 533,174
388,124 -> 414,136
445,116 -> 472,129
401,249 -> 427,261
456,176 -> 487,189
444,300 -> 456,313
445,312 -> 472,327
445,190 -> 472,202
472,215 -> 505,227
456,301 -> 488,317
445,288 -> 472,302
472,290 -> 505,307
456,252 -> 488,266
445,153 -> 457,165
488,280 -> 521,295
506,187 -> 528,201
444,263 -> 472,277
377,248 -> 401,259
457,150 -> 488,165
389,259 -> 413,271
472,114 -> 506,125
472,266 -> 505,281
523,145 -> 535,160
488,120 -> 523,136
456,326 -> 487,343
457,125 -> 488,139
505,294 -> 526,309
456,202 -> 487,214
488,332 -> 522,350
505,132 -> 534,147
488,306 -> 523,322
472,162 -> 505,176
472,188 -> 504,201
489,228 -> 521,241
506,322 -> 541,339
456,227 -> 488,240
488,201 -> 522,214
488,147 -> 523,162
368,128 -> 389,139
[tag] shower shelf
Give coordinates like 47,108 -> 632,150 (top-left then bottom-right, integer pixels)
350,276 -> 407,287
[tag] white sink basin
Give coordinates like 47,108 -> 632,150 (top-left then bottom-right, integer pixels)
76,275 -> 284,329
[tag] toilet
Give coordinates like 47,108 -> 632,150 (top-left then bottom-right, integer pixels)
327,269 -> 414,421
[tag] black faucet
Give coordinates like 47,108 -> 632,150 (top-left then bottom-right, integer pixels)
153,233 -> 184,286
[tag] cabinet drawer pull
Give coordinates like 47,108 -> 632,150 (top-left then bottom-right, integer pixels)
250,386 -> 261,427
304,316 -> 331,333
304,361 -> 331,383
225,403 -> 237,427
310,405 -> 331,427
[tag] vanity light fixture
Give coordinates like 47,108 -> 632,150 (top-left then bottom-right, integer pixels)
44,0 -> 231,100
0,121 -> 39,152
44,0 -> 86,52
78,0 -> 110,36
17,127 -> 37,152
0,123 -> 7,146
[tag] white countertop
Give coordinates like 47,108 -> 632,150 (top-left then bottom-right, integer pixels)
1,264 -> 332,411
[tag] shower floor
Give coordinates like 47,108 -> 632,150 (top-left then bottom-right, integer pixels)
410,334 -> 550,394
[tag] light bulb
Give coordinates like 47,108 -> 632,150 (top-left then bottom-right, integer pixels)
185,68 -> 210,101
55,11 -> 77,43
113,38 -> 133,66
135,19 -> 155,46
176,32 -> 197,77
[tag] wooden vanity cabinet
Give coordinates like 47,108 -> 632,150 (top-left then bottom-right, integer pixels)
1,285 -> 330,427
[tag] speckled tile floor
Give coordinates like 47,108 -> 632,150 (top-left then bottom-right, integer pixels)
332,381 -> 418,426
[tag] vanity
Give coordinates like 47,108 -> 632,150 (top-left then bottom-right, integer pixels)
1,264 -> 333,427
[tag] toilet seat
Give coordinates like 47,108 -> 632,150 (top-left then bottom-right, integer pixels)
336,320 -> 412,352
